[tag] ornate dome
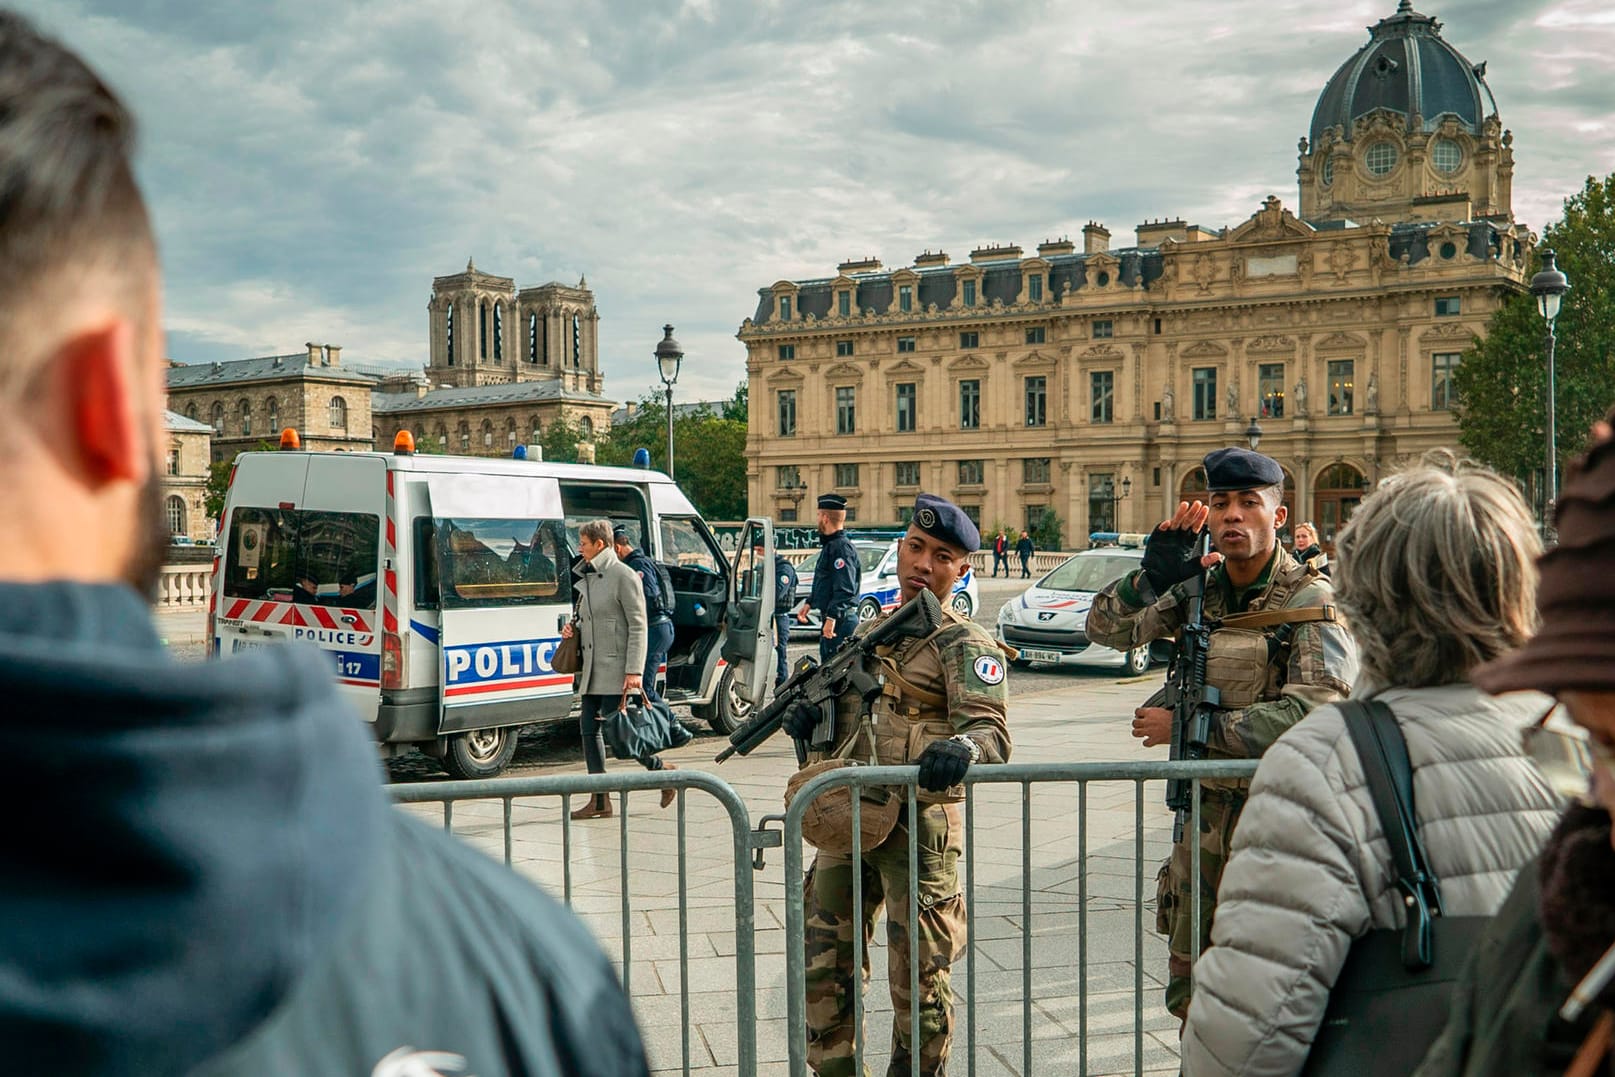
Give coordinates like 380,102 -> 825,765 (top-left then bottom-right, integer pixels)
1309,2 -> 1496,148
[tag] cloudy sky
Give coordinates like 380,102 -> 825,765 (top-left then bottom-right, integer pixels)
20,0 -> 1615,404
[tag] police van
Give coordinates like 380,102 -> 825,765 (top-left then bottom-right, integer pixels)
210,431 -> 776,778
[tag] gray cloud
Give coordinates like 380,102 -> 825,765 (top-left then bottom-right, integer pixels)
15,0 -> 1615,404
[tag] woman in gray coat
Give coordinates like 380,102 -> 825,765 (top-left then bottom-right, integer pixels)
563,518 -> 648,820
1181,455 -> 1563,1076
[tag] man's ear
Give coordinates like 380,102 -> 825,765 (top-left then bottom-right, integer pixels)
59,320 -> 148,485
1272,503 -> 1289,531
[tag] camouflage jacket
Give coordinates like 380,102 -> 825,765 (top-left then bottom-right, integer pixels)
1086,547 -> 1357,759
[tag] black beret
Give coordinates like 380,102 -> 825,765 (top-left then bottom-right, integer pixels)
817,493 -> 848,511
911,493 -> 980,553
1203,447 -> 1285,492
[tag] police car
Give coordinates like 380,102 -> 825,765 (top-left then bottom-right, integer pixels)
790,537 -> 979,636
994,534 -> 1169,675
210,430 -> 776,779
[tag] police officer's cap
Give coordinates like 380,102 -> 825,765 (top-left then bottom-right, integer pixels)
817,493 -> 848,511
1202,447 -> 1285,492
611,525 -> 631,544
910,493 -> 980,553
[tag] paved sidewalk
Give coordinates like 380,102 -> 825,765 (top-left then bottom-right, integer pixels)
400,671 -> 1183,1077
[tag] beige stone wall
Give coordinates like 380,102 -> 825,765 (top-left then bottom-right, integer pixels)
742,196 -> 1529,547
376,399 -> 616,458
161,427 -> 213,541
169,374 -> 374,462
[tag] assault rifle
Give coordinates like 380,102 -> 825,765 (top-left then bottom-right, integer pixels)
1161,531 -> 1221,842
716,588 -> 944,765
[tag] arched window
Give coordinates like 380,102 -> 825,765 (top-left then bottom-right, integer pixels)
458,421 -> 470,451
329,396 -> 348,430
506,418 -> 518,446
493,303 -> 504,363
371,425 -> 379,445
211,401 -> 224,434
185,403 -> 199,421
530,415 -> 542,441
166,495 -> 187,536
266,397 -> 278,432
481,419 -> 494,448
445,303 -> 455,365
572,313 -> 581,367
167,444 -> 181,476
1178,466 -> 1208,497
1313,462 -> 1368,552
239,398 -> 252,436
435,424 -> 448,450
579,416 -> 594,437
479,301 -> 489,360
528,312 -> 539,363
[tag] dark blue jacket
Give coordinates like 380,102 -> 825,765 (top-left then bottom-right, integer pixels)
622,546 -> 673,620
809,530 -> 860,624
0,582 -> 647,1077
774,554 -> 799,618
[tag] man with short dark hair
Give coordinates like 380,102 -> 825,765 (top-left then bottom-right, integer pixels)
0,14 -> 646,1074
1086,446 -> 1357,1023
800,492 -> 860,660
1015,529 -> 1034,578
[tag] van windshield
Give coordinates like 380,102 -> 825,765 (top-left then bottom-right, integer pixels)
224,507 -> 380,609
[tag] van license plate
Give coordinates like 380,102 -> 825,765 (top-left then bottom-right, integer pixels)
1020,648 -> 1061,663
232,638 -> 268,654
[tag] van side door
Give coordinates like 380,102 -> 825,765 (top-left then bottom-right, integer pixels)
720,517 -> 776,708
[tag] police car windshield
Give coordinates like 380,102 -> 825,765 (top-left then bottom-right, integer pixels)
224,507 -> 380,609
1040,553 -> 1142,594
798,544 -> 886,576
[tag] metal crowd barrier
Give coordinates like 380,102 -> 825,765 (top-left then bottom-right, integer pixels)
390,769 -> 764,1077
780,760 -> 1260,1077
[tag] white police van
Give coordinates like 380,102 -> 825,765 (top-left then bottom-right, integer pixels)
211,433 -> 776,778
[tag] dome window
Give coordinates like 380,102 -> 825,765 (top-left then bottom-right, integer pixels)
1364,141 -> 1399,176
1321,158 -> 1334,187
1432,138 -> 1463,174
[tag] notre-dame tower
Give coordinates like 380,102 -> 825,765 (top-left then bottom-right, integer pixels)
426,259 -> 602,393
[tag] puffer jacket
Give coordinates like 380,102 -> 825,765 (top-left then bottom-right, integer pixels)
1181,683 -> 1563,1077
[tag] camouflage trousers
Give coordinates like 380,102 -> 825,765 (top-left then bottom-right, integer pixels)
1155,788 -> 1245,1021
804,802 -> 965,1077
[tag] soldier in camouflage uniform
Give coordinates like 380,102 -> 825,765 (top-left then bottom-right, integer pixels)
1086,447 -> 1357,1023
783,494 -> 1012,1077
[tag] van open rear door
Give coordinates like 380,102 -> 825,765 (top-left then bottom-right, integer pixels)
720,517 -> 775,709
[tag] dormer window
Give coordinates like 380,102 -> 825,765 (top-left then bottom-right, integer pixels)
1028,274 -> 1043,302
962,280 -> 977,308
837,290 -> 851,317
779,295 -> 793,321
1364,141 -> 1398,176
899,285 -> 913,313
1432,138 -> 1462,174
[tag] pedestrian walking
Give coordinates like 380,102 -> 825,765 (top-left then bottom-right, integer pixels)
613,525 -> 688,807
1181,454 -> 1560,1076
562,518 -> 649,820
1416,412 -> 1615,1077
800,493 -> 860,661
1015,530 -> 1034,578
781,494 -> 1012,1077
992,530 -> 1009,577
1086,447 -> 1358,1022
0,14 -> 647,1075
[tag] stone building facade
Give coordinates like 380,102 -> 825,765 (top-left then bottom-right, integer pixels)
739,2 -> 1530,550
161,409 -> 213,541
166,343 -> 375,463
370,376 -> 615,457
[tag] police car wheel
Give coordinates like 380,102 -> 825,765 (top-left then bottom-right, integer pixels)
442,726 -> 519,780
857,598 -> 882,623
950,593 -> 973,617
1122,646 -> 1151,676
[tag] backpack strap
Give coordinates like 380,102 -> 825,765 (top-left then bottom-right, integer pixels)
1218,605 -> 1339,630
1340,698 -> 1444,972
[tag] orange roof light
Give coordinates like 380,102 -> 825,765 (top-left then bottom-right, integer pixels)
393,429 -> 416,455
278,427 -> 301,451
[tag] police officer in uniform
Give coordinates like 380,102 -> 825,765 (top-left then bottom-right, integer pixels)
1085,447 -> 1357,1023
783,493 -> 1012,1077
800,493 -> 861,662
773,547 -> 799,689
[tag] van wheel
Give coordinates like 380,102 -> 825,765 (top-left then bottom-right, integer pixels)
696,665 -> 753,735
442,727 -> 518,780
1121,646 -> 1151,677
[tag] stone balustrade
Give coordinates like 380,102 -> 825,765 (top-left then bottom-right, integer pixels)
156,564 -> 213,610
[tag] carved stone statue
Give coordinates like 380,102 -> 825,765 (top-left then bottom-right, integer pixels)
1162,383 -> 1176,422
1226,379 -> 1239,418
1293,377 -> 1308,416
1366,372 -> 1380,413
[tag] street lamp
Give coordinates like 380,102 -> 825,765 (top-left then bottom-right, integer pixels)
654,324 -> 683,479
1093,474 -> 1132,533
1245,416 -> 1264,452
1530,249 -> 1570,535
781,477 -> 808,522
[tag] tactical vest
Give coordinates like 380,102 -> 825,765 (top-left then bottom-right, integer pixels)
1199,559 -> 1334,711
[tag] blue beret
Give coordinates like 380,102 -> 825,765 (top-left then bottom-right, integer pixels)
1203,447 -> 1285,492
817,493 -> 848,511
911,493 -> 980,552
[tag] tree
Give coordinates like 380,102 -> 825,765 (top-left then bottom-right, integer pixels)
1029,508 -> 1064,552
594,388 -> 749,519
1455,172 -> 1615,497
538,417 -> 583,464
204,460 -> 233,519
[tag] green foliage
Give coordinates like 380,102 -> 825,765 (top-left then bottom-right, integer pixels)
1454,172 -> 1615,494
413,434 -> 447,455
1030,508 -> 1064,552
538,417 -> 583,464
594,389 -> 749,519
722,380 -> 748,422
204,460 -> 233,519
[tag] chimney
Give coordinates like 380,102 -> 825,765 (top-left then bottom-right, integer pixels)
913,250 -> 950,268
837,256 -> 883,274
306,342 -> 321,364
1082,221 -> 1111,254
1037,237 -> 1075,257
1136,218 -> 1188,248
325,344 -> 342,366
272,355 -> 283,368
969,243 -> 1023,263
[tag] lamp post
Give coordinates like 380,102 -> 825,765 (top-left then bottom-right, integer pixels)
1245,416 -> 1264,452
781,477 -> 808,522
1093,474 -> 1132,533
1530,250 -> 1570,536
654,324 -> 684,479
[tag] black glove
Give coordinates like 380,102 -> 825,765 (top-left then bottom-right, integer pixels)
781,700 -> 820,740
1139,525 -> 1207,596
916,738 -> 973,792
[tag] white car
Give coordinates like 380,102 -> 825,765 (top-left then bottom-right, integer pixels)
995,543 -> 1169,675
791,537 -> 979,636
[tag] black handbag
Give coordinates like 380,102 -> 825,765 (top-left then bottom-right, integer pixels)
1300,700 -> 1489,1075
603,694 -> 675,761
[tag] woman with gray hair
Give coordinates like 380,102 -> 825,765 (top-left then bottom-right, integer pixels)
1181,453 -> 1564,1077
